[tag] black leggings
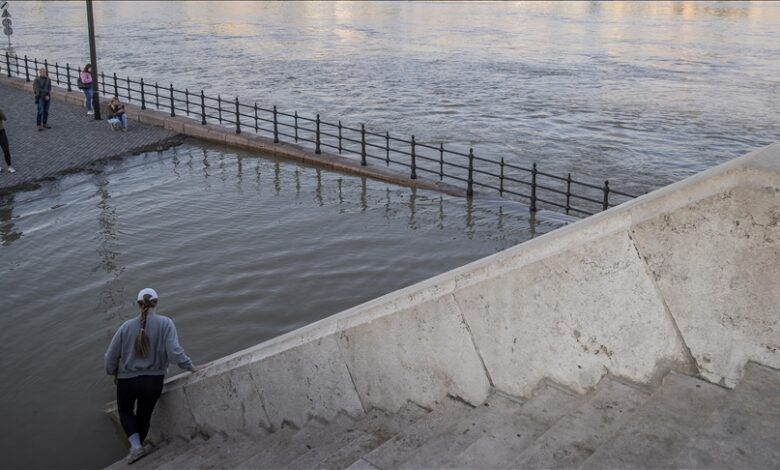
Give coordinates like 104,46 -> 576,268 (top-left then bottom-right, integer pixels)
116,375 -> 165,443
0,130 -> 9,166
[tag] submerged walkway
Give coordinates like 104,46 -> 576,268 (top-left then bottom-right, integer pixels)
0,82 -> 177,193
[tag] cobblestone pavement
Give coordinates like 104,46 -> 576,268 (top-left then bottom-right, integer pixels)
0,82 -> 177,192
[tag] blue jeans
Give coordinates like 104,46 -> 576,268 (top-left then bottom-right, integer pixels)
82,87 -> 93,111
109,114 -> 128,129
36,97 -> 51,126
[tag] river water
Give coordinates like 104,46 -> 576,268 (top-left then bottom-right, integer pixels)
6,1 -> 780,195
0,142 -> 562,469
2,1 -> 780,468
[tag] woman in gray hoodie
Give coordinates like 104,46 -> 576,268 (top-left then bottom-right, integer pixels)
105,288 -> 201,463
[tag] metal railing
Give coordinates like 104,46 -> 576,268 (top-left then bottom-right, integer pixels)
2,52 -> 639,216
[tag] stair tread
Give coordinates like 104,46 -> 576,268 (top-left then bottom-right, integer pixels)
449,384 -> 584,469
506,377 -> 651,469
673,364 -> 780,469
580,371 -> 729,469
357,397 -> 474,470
126,438 -> 190,470
196,428 -> 294,469
153,436 -> 211,470
396,393 -> 525,469
284,404 -> 428,470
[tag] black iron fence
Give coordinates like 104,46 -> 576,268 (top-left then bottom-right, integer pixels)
3,52 -> 638,216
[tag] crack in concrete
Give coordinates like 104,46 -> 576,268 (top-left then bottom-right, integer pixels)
450,293 -> 495,388
336,331 -> 369,417
627,228 -> 699,376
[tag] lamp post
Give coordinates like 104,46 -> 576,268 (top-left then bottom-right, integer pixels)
86,0 -> 101,120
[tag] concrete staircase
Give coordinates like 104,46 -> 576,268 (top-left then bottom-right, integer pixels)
104,363 -> 779,469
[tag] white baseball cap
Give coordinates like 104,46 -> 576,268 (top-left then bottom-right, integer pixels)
137,288 -> 159,302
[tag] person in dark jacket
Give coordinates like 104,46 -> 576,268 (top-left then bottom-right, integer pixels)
105,288 -> 201,464
0,108 -> 15,173
107,96 -> 128,131
32,68 -> 52,131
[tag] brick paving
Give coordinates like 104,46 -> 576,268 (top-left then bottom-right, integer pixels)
0,82 -> 177,193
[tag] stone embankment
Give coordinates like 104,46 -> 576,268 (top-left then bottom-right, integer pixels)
0,76 -> 463,197
104,141 -> 780,468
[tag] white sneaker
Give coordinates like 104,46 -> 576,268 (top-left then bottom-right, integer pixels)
125,446 -> 146,464
7,166 -> 15,173
87,110 -> 94,115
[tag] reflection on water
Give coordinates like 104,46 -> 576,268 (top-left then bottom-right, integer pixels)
0,141 -> 562,469
0,194 -> 23,246
8,1 -> 780,196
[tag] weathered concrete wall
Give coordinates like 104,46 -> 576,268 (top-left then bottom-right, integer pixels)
126,139 -> 780,441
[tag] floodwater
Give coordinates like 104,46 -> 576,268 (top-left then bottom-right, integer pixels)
6,1 -> 780,196
0,142 -> 562,469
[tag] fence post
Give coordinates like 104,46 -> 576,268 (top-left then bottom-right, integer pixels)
101,72 -> 106,94
24,55 -> 29,81
253,103 -> 258,133
467,148 -> 475,197
338,121 -> 342,153
112,72 -> 118,97
386,131 -> 390,166
169,84 -> 175,117
530,163 -> 538,212
55,63 -> 60,85
315,114 -> 321,154
499,157 -> 505,196
234,97 -> 241,134
154,81 -> 159,109
273,105 -> 279,143
217,95 -> 222,124
126,76 -> 131,101
36,58 -> 40,71
65,63 -> 71,91
200,90 -> 206,125
185,89 -> 189,115
42,59 -> 47,73
410,135 -> 417,180
602,180 -> 610,211
5,52 -> 10,78
294,112 -> 298,142
361,124 -> 367,166
140,78 -> 146,110
565,173 -> 572,214
439,143 -> 444,180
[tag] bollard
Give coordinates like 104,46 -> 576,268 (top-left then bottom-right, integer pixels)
315,114 -> 321,154
140,78 -> 146,110
169,84 -> 175,117
602,180 -> 610,211
467,148 -> 474,197
200,90 -> 206,125
410,135 -> 417,180
530,163 -> 538,212
361,124 -> 367,166
273,105 -> 279,143
234,97 -> 241,134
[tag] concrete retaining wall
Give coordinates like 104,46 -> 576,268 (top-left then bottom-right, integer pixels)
105,136 -> 779,439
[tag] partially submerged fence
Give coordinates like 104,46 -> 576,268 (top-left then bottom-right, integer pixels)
3,53 -> 638,216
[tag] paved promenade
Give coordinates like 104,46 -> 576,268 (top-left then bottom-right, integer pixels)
0,81 -> 177,193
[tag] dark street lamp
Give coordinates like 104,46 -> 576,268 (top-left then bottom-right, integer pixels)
86,0 -> 101,120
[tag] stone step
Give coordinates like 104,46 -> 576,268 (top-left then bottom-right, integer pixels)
121,438 -> 189,470
506,376 -> 651,469
580,371 -> 729,470
283,404 -> 428,470
234,413 -> 362,469
673,363 -> 780,469
195,427 -> 295,469
395,393 -> 526,469
346,397 -> 474,470
448,383 -> 584,469
156,434 -> 230,470
152,436 -> 209,470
